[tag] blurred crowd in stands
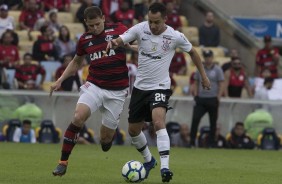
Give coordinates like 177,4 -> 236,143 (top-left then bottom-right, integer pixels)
0,0 -> 281,150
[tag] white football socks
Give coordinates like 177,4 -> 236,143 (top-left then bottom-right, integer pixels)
131,132 -> 152,163
156,129 -> 170,169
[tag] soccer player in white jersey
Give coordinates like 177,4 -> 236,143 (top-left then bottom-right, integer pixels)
107,2 -> 211,182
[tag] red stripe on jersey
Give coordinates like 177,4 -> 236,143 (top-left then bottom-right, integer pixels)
76,23 -> 129,90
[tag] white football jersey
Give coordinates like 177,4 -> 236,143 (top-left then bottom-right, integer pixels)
120,21 -> 192,90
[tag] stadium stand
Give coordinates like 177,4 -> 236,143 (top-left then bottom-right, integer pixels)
2,119 -> 21,142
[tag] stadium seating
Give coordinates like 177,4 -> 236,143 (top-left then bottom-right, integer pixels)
173,75 -> 189,96
257,127 -> 281,150
2,119 -> 22,142
16,30 -> 41,42
64,23 -> 85,40
40,61 -> 62,82
181,27 -> 199,46
179,15 -> 188,27
204,47 -> 225,58
9,11 -> 21,30
19,40 -> 34,52
70,3 -> 80,22
57,12 -> 74,24
35,119 -> 61,143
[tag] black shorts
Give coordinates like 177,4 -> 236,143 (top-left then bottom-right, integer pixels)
128,87 -> 172,123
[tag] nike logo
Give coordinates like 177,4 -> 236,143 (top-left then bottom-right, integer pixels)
142,38 -> 149,41
152,102 -> 160,106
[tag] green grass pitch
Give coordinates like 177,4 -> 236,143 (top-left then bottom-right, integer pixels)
0,143 -> 281,184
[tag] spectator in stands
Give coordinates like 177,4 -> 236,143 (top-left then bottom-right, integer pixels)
32,25 -> 58,62
202,126 -> 227,148
19,0 -> 45,30
170,123 -> 190,147
0,0 -> 23,10
226,122 -> 255,149
169,50 -> 187,75
43,0 -> 71,12
223,57 -> 252,98
190,50 -> 224,147
0,30 -> 19,68
47,9 -> 62,33
199,11 -> 220,47
77,125 -> 95,144
254,77 -> 274,100
112,0 -> 135,28
221,48 -> 239,72
101,0 -> 122,23
133,0 -> 147,22
127,52 -> 138,94
255,35 -> 280,79
165,1 -> 181,31
13,119 -> 36,143
0,4 -> 14,38
143,122 -> 157,146
55,54 -> 81,91
55,25 -> 76,60
76,0 -> 96,31
15,53 -> 46,90
0,67 -> 9,89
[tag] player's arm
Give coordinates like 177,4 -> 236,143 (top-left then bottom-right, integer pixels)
107,24 -> 140,52
188,47 -> 210,90
58,55 -> 84,81
50,55 -> 84,96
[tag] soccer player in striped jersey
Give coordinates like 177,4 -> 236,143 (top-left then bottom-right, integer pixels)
51,6 -> 130,176
107,2 -> 211,182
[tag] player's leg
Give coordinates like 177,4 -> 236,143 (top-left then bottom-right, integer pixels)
128,122 -> 157,178
100,88 -> 128,152
190,98 -> 207,146
53,84 -> 101,176
150,90 -> 173,182
52,103 -> 91,176
151,107 -> 173,182
100,125 -> 116,152
128,87 -> 156,178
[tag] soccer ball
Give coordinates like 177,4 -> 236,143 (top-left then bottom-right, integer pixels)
121,160 -> 146,183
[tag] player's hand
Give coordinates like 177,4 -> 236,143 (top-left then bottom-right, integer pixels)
201,77 -> 211,90
106,39 -> 118,53
49,80 -> 62,97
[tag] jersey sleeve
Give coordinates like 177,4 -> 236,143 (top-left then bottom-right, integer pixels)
119,23 -> 140,44
175,32 -> 192,53
76,36 -> 86,56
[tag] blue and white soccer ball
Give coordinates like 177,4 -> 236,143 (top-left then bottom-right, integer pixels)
121,160 -> 146,183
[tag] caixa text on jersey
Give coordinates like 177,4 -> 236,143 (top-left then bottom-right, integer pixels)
89,49 -> 116,61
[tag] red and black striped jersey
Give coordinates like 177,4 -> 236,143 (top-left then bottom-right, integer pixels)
76,23 -> 129,90
15,64 -> 46,82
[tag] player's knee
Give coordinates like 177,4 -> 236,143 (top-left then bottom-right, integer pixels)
152,120 -> 165,131
128,127 -> 141,137
73,111 -> 87,126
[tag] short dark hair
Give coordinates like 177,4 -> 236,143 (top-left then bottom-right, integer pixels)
84,6 -> 103,20
148,2 -> 167,17
235,122 -> 244,127
264,77 -> 274,85
40,25 -> 48,34
23,120 -> 32,126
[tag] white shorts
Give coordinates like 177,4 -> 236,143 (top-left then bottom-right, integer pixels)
78,82 -> 128,130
